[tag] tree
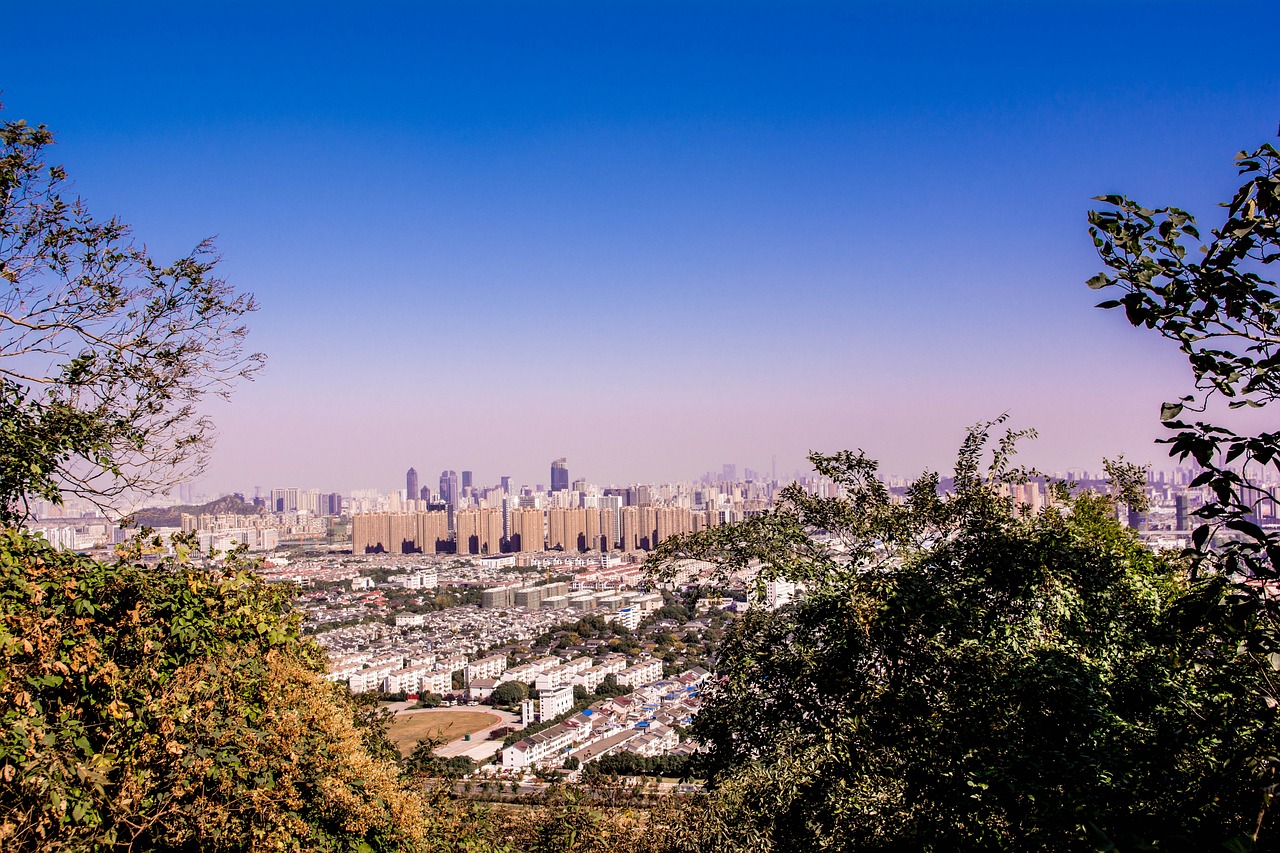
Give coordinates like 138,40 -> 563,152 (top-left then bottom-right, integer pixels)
650,424 -> 1278,851
1087,143 -> 1280,586
0,107 -> 263,522
490,680 -> 527,707
0,530 -> 454,851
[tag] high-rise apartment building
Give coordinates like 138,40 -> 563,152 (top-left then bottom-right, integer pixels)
585,508 -> 602,551
619,506 -> 639,552
268,487 -> 300,513
547,507 -> 591,551
508,508 -> 545,552
352,510 -> 448,554
599,507 -> 618,551
454,508 -> 504,555
550,458 -> 569,492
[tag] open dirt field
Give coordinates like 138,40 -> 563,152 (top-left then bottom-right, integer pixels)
386,709 -> 501,757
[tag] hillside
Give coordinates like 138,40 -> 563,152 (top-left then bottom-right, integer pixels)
130,494 -> 263,528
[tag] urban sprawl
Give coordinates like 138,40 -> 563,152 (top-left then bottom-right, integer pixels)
24,458 -> 1280,778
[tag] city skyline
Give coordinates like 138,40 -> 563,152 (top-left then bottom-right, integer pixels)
2,3 -> 1276,496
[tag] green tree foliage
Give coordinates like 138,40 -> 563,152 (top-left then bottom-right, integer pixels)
405,736 -> 473,779
0,529 -> 455,851
585,753 -> 691,779
0,107 -> 264,522
651,424 -> 1278,851
1088,144 -> 1280,583
653,604 -> 689,622
490,680 -> 528,707
593,674 -> 630,699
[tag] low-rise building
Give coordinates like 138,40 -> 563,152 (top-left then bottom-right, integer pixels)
616,659 -> 663,688
466,653 -> 508,684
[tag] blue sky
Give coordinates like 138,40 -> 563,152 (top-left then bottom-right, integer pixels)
4,2 -> 1277,492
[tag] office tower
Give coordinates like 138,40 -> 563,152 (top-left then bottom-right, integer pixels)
419,485 -> 431,502
500,475 -> 512,494
405,468 -> 419,505
462,470 -> 473,490
551,457 -> 569,492
1175,493 -> 1190,531
439,470 -> 459,531
722,463 -> 738,483
439,470 -> 458,506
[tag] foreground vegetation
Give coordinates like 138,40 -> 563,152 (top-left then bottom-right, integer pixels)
653,437 -> 1277,851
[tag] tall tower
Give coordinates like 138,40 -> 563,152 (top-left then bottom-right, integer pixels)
461,470 -> 473,490
551,457 -> 569,492
439,470 -> 459,507
405,467 -> 419,504
439,469 -> 459,531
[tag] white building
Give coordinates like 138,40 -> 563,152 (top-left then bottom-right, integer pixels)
764,578 -> 797,610
466,654 -> 508,684
521,682 -> 575,726
502,716 -> 590,770
616,659 -> 663,688
608,607 -> 641,630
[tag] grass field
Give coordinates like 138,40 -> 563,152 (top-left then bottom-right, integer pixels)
386,710 -> 500,757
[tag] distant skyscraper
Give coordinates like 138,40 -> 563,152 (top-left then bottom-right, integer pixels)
439,470 -> 459,532
439,470 -> 459,506
500,475 -> 512,494
405,467 -> 419,504
461,470 -> 473,490
551,458 -> 569,492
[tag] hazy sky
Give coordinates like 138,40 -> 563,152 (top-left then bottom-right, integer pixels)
3,2 -> 1277,494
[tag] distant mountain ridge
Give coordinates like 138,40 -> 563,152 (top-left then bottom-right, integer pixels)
130,495 -> 262,528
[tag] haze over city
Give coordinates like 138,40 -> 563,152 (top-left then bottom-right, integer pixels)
3,1 -> 1276,494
